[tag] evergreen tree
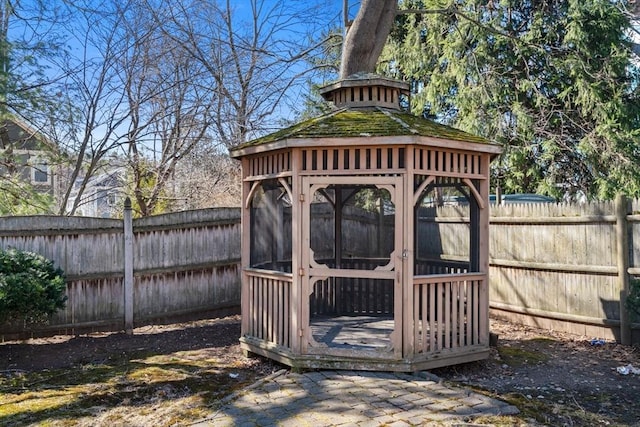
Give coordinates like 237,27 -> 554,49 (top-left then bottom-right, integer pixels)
0,1 -> 70,214
381,0 -> 640,200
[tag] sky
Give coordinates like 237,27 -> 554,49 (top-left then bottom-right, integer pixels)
5,0 -> 364,144
228,0 -> 357,124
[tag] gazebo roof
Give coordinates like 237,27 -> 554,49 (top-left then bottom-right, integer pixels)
231,107 -> 494,155
231,74 -> 501,157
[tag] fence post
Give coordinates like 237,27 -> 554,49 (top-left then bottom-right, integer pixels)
123,198 -> 134,335
616,194 -> 631,345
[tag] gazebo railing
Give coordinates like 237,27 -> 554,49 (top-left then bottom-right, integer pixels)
244,264 -> 487,360
414,257 -> 470,275
311,277 -> 394,316
309,258 -> 471,318
412,273 -> 486,355
245,269 -> 293,348
250,261 -> 292,273
311,257 -> 394,316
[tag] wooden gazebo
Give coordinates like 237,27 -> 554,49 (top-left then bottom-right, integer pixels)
230,75 -> 501,371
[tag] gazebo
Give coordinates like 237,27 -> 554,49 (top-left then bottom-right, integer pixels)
230,74 -> 502,371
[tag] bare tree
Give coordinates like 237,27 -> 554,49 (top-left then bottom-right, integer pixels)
150,0 -> 333,147
48,0 -> 217,216
6,0 -> 337,216
173,146 -> 241,209
120,4 -> 216,215
51,2 -> 135,215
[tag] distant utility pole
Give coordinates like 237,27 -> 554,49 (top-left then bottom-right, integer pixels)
0,0 -> 11,117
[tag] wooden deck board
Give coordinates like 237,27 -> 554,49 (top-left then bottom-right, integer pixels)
310,315 -> 394,350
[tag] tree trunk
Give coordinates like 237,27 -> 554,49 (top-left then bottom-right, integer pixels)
340,0 -> 397,79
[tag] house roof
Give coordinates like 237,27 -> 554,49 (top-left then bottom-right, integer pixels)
0,118 -> 58,153
230,107 -> 496,157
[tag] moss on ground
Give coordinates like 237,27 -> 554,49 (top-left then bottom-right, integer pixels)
499,345 -> 550,366
0,349 -> 258,426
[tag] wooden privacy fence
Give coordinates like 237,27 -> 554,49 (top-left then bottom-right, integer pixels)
2,199 -> 640,344
488,196 -> 639,344
0,206 -> 241,338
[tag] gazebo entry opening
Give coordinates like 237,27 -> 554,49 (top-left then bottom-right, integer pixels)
304,177 -> 402,358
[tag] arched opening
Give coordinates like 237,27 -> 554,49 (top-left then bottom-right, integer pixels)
306,182 -> 399,353
411,175 -> 485,354
249,178 -> 293,273
414,176 -> 481,275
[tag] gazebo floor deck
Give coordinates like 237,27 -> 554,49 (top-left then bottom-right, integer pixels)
310,315 -> 394,351
241,314 -> 490,372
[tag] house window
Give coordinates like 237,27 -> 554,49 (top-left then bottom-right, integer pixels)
31,159 -> 50,184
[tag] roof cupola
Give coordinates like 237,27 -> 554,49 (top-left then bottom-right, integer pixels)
319,73 -> 410,111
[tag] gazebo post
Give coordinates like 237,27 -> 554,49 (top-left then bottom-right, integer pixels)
335,187 -> 343,269
403,147 -> 415,358
290,152 -> 302,356
240,156 -> 251,340
479,155 -> 492,344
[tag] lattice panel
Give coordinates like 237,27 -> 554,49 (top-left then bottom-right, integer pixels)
249,151 -> 291,177
413,147 -> 483,178
301,147 -> 406,173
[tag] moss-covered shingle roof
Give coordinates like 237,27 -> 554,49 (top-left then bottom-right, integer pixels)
232,107 -> 489,153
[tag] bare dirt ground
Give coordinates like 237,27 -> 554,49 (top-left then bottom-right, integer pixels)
433,319 -> 640,426
1,315 -> 255,372
1,315 -> 639,426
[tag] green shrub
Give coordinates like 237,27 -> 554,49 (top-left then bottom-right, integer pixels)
0,248 -> 67,325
